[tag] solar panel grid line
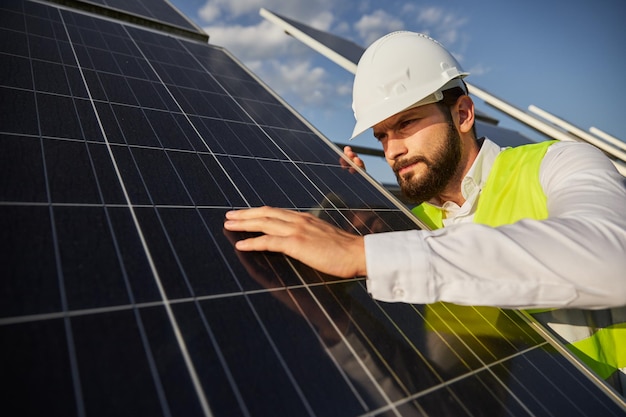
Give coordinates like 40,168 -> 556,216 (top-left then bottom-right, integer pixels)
272,283 -> 375,413
282,261 -> 406,416
537,348 -> 625,414
198,44 -> 427,226
156,211 -> 321,415
183,245 -> 390,417
114,25 -> 355,213
174,39 -> 398,218
329,286 -> 425,397
19,6 -> 90,417
215,244 -> 386,416
43,77 -> 179,417
41,0 -> 208,42
370,364 -> 515,417
345,317 -> 506,415
363,295 -> 519,410
0,276 -> 365,327
412,303 -> 549,410
430,305 -> 510,363
511,351 -> 616,416
128,305 -> 175,417
397,347 -> 544,416
518,310 -> 626,411
59,12 -> 390,412
31,4 -> 352,416
487,362 -> 553,417
548,352 -> 626,415
345,284 -> 537,415
170,271 -> 261,417
189,302 -> 253,417
55,9 -> 215,417
244,293 -> 320,417
517,350 -> 605,415
351,289 -> 570,415
406,304 -> 474,370
351,293 -> 487,414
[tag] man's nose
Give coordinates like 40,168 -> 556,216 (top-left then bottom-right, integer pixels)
384,136 -> 408,161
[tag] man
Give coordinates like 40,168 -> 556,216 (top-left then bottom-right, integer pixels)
224,32 -> 626,389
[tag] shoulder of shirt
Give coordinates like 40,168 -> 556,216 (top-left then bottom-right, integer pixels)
540,140 -> 619,189
543,140 -> 611,168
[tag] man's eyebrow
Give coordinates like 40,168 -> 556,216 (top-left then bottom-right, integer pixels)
373,107 -> 429,135
391,111 -> 420,126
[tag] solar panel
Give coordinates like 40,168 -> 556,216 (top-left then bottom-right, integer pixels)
74,0 -> 200,31
45,0 -> 208,42
2,0 -> 624,415
260,8 -> 364,73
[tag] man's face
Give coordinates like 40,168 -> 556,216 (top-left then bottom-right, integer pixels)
372,104 -> 462,204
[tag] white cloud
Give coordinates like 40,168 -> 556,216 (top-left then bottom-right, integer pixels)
466,63 -> 491,77
197,0 -> 353,114
197,0 -> 263,20
196,0 -> 336,23
309,10 -> 334,31
257,59 -> 350,108
354,10 -> 404,46
417,6 -> 444,26
203,20 -> 297,61
275,61 -> 327,104
198,2 -> 220,22
415,6 -> 468,48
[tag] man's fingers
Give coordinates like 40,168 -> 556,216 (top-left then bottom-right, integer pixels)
225,206 -> 303,222
224,216 -> 290,238
234,234 -> 281,252
224,207 -> 319,245
223,206 -> 366,278
341,146 -> 366,170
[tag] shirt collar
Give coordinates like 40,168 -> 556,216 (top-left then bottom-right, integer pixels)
431,137 -> 503,216
461,137 -> 502,200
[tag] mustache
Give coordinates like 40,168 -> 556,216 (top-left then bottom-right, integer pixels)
392,155 -> 429,175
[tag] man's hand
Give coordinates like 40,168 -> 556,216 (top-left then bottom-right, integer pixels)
224,206 -> 367,279
340,146 -> 366,173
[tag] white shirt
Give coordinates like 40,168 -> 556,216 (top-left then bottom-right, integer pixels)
364,139 -> 626,309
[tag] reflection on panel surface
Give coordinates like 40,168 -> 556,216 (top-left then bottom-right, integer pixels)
1,0 -> 624,415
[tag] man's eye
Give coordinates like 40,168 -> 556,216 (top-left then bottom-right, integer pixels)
399,119 -> 417,129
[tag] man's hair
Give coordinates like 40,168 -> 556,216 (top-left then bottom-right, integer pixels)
437,84 -> 477,138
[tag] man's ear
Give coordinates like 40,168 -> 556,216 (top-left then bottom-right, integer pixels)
455,95 -> 475,134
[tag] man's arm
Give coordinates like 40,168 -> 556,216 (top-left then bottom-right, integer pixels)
365,142 -> 626,309
224,142 -> 626,309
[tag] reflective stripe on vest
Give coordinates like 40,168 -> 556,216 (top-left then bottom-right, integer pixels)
412,140 -> 626,379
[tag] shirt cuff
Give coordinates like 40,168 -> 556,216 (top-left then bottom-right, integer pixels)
364,230 -> 435,304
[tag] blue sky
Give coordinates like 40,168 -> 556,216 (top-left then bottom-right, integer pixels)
170,0 -> 626,183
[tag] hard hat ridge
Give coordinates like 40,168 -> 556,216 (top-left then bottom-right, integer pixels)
350,31 -> 469,139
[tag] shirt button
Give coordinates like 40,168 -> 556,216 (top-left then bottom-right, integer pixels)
393,288 -> 404,299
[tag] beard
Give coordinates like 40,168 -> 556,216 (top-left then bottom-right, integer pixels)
393,120 -> 462,204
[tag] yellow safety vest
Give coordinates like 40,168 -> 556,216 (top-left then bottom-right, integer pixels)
412,140 -> 625,380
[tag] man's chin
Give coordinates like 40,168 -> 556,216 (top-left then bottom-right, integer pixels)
398,176 -> 437,203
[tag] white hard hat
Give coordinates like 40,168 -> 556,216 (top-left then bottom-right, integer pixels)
351,31 -> 469,139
